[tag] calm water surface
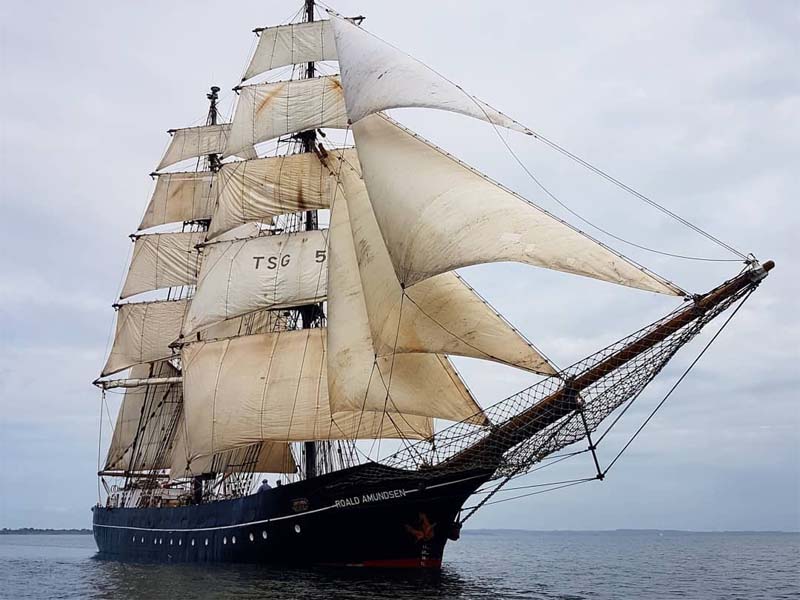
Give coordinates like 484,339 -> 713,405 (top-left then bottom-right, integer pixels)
0,531 -> 797,599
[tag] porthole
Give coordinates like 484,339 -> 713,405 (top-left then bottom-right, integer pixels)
141,536 -> 145,543
232,536 -> 236,544
132,536 -> 136,542
205,538 -> 209,546
191,539 -> 195,546
294,524 -> 301,534
262,530 -> 267,540
249,533 -> 254,542
153,538 -> 157,545
169,539 -> 173,546
223,537 -> 227,545
178,539 -> 182,546
159,538 -> 163,545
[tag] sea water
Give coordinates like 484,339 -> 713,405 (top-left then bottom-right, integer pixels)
0,530 -> 797,599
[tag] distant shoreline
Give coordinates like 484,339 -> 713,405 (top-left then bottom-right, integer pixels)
462,528 -> 800,535
1,527 -> 796,535
1,528 -> 92,535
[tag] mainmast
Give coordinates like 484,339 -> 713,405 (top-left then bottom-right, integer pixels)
300,0 -> 319,480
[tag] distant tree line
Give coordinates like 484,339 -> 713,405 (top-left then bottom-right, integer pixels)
0,527 -> 92,535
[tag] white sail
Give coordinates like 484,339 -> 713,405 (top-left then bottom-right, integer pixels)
180,328 -> 434,459
330,15 -> 530,134
225,76 -> 348,159
198,308 -> 279,342
139,171 -> 217,230
156,124 -> 230,172
337,160 -> 554,374
101,299 -> 187,377
208,150 -> 354,238
352,114 -> 683,295
182,230 -> 329,336
243,20 -> 337,81
327,191 -> 487,423
104,362 -> 181,472
120,232 -> 205,299
170,422 -> 297,478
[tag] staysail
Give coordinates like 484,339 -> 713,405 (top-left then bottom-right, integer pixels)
326,188 -> 488,422
334,158 -> 554,374
351,114 -> 684,295
330,15 -> 530,133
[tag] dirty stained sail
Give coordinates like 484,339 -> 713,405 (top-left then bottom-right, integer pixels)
91,2 -> 768,571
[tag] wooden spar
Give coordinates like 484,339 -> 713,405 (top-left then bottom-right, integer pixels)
94,376 -> 183,390
446,260 -> 775,468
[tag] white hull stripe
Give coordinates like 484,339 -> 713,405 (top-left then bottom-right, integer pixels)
92,474 -> 486,534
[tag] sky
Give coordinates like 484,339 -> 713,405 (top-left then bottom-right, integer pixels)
0,0 -> 797,531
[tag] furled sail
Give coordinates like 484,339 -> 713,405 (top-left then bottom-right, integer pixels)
104,362 -> 182,472
208,150 -> 352,238
336,160 -> 554,374
225,76 -> 348,159
352,114 -> 684,295
180,328 -> 434,459
327,192 -> 488,423
120,231 -> 206,299
170,422 -> 297,478
243,20 -> 337,81
182,230 -> 329,336
330,15 -> 530,134
139,171 -> 217,230
101,299 -> 188,377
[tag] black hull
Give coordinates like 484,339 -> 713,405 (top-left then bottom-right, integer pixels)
93,464 -> 492,568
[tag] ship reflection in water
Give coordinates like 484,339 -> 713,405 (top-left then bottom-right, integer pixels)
2,531 -> 797,599
87,559 -> 475,599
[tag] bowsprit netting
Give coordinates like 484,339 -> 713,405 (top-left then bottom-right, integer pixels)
376,269 -> 760,483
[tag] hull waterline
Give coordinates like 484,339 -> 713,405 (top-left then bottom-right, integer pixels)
93,463 -> 492,568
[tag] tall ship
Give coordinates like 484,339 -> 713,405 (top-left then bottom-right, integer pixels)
91,1 -> 773,567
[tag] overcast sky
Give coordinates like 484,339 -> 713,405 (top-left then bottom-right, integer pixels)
0,1 -> 797,531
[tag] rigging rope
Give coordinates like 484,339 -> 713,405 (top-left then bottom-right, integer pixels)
489,127 -> 746,262
462,478 -> 594,514
345,14 -> 749,264
459,283 -> 755,519
601,287 -> 754,476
